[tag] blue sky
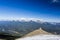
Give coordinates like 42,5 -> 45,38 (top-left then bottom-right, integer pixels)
0,0 -> 60,22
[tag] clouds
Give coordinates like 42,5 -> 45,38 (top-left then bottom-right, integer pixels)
53,0 -> 58,2
52,0 -> 60,3
19,18 -> 44,22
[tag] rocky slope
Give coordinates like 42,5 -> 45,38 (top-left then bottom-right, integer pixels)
24,28 -> 52,37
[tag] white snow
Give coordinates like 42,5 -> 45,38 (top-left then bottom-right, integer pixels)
16,35 -> 60,40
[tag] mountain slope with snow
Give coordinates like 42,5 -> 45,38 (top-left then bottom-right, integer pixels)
17,35 -> 60,40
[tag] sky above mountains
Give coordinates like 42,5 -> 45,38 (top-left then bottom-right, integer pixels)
0,0 -> 60,22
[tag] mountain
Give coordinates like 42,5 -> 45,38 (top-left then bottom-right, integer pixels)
41,22 -> 60,34
0,20 -> 42,39
0,20 -> 59,40
24,28 -> 52,37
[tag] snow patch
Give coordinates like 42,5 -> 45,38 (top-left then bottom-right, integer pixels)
16,35 -> 60,40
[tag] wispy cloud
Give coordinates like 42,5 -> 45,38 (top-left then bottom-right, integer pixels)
52,0 -> 59,3
19,18 -> 44,21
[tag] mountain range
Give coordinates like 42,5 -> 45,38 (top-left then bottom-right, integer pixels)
0,20 -> 60,39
